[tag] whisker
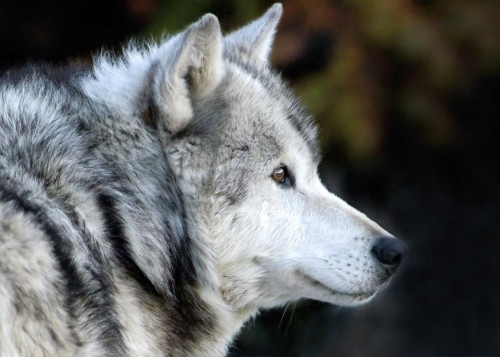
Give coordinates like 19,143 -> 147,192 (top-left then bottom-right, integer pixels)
285,302 -> 297,335
278,303 -> 289,329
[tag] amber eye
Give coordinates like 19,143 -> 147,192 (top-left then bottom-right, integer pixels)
272,166 -> 290,184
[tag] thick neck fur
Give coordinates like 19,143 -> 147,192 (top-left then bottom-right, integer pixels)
164,138 -> 257,356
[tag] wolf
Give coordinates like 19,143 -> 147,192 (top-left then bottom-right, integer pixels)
0,3 -> 406,356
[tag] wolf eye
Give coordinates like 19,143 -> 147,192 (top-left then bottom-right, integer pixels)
271,167 -> 285,183
271,166 -> 293,187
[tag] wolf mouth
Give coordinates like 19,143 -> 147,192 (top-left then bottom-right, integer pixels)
294,270 -> 377,300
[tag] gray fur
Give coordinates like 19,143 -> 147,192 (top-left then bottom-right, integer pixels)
0,4 -> 405,356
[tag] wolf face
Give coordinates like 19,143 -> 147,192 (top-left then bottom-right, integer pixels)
152,4 -> 406,313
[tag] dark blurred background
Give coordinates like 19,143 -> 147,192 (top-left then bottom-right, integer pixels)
1,1 -> 498,356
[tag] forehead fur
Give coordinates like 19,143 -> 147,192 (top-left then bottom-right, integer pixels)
220,57 -> 321,164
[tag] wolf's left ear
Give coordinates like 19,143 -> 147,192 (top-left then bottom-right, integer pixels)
152,14 -> 224,134
224,3 -> 283,63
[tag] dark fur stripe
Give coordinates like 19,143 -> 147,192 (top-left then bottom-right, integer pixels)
97,192 -> 161,297
0,184 -> 126,354
98,190 -> 217,343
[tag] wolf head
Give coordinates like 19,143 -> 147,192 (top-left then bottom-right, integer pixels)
84,1 -> 405,319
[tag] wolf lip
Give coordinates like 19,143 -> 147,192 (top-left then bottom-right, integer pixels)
294,270 -> 377,299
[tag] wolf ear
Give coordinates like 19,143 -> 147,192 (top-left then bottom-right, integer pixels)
224,3 -> 283,63
152,14 -> 224,134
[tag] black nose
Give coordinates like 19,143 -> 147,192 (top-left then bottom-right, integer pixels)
371,236 -> 407,273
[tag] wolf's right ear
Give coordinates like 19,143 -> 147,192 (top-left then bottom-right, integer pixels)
151,14 -> 224,134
